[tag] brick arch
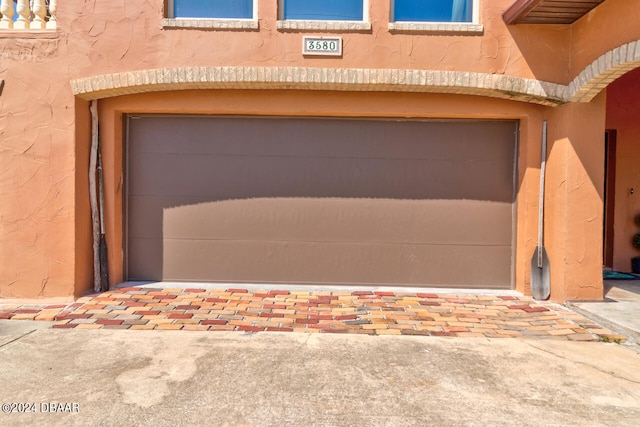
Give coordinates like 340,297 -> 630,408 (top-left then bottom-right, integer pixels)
569,39 -> 640,103
71,66 -> 567,107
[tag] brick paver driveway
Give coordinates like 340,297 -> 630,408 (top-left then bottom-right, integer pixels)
0,287 -> 627,342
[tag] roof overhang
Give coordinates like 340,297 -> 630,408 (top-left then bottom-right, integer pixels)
503,0 -> 606,25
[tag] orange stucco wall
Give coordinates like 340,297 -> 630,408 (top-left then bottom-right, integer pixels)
545,94 -> 606,301
3,0 -> 638,300
74,98 -> 93,297
0,36 -> 77,299
62,0 -> 569,83
571,0 -> 640,79
606,68 -> 640,272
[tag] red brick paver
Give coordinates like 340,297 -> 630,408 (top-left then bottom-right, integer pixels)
0,287 -> 627,342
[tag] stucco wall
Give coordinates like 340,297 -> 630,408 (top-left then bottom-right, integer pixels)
59,0 -> 569,83
74,98 -> 93,297
545,94 -> 606,301
571,0 -> 640,79
606,68 -> 640,272
0,0 -> 563,299
0,35 -> 77,299
1,0 -> 633,300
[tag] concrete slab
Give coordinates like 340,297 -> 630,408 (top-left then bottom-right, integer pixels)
0,320 -> 52,347
1,327 -> 639,426
570,280 -> 640,344
117,281 -> 523,296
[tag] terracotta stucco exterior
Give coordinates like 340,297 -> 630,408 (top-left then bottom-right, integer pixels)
545,95 -> 607,301
570,0 -> 640,78
1,0 -> 639,301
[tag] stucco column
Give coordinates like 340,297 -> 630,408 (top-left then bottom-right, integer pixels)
544,93 -> 606,301
75,98 -> 94,297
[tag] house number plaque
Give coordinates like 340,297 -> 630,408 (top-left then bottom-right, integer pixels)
302,36 -> 342,56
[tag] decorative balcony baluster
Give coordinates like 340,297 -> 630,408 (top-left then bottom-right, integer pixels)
14,0 -> 30,29
32,0 -> 46,29
0,0 -> 57,30
46,0 -> 56,29
0,0 -> 15,29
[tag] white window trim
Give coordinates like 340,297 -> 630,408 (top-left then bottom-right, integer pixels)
388,0 -> 483,34
277,0 -> 371,32
164,0 -> 259,30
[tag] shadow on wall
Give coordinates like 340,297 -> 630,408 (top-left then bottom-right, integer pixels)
499,16 -> 572,85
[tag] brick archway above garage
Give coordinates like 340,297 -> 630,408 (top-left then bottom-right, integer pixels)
569,39 -> 640,103
70,66 -> 568,107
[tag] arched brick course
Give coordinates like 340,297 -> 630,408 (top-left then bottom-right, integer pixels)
569,39 -> 640,102
71,67 -> 567,107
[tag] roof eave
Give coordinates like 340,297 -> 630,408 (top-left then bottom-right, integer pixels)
503,0 -> 544,25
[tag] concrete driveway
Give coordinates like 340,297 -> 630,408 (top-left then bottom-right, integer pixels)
1,320 -> 639,427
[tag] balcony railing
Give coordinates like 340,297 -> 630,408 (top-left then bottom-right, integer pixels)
0,0 -> 57,30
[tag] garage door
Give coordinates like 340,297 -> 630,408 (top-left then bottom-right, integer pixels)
126,116 -> 516,289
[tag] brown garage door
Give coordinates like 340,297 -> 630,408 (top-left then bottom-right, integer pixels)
126,116 -> 516,289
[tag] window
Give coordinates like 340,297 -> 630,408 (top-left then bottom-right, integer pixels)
165,0 -> 258,30
282,0 -> 363,21
170,0 -> 254,19
277,0 -> 370,31
394,0 -> 474,23
389,0 -> 481,33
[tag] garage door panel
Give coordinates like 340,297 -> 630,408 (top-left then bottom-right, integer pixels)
129,153 -> 512,202
130,117 -> 514,163
127,116 -> 516,288
127,238 -> 163,281
158,239 -> 511,287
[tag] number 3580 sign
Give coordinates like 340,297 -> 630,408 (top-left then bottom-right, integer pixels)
303,36 -> 342,56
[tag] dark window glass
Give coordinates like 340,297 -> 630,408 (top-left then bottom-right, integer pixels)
284,0 -> 363,21
174,0 -> 253,19
394,0 -> 473,23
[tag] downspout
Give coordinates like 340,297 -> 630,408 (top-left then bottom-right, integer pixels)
89,100 -> 101,292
